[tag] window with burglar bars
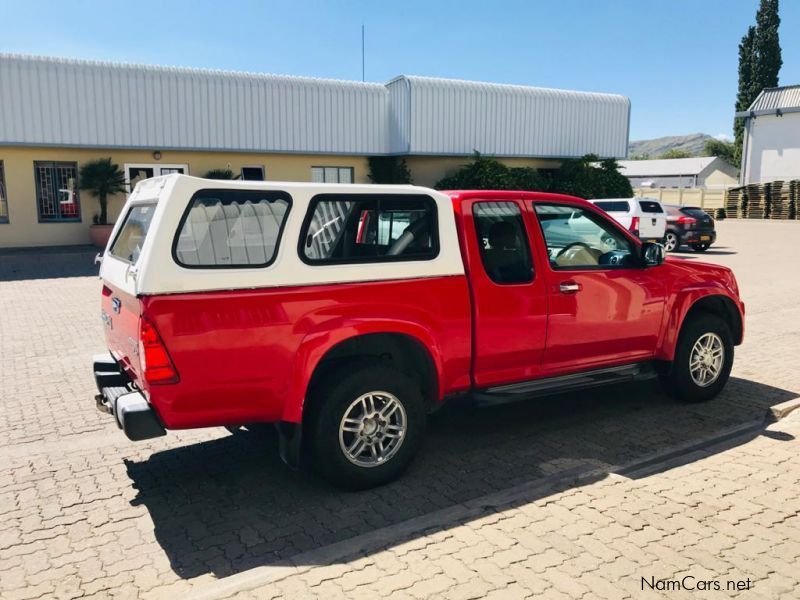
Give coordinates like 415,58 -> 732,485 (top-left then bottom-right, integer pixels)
0,161 -> 8,223
34,161 -> 81,222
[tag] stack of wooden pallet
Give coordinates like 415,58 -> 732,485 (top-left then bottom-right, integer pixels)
724,180 -> 800,220
726,187 -> 742,218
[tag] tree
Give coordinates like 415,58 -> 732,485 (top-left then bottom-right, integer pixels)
734,1 -> 782,165
597,158 -> 634,198
660,149 -> 693,159
629,153 -> 651,161
367,156 -> 412,184
753,0 -> 782,93
79,158 -> 126,225
203,168 -> 236,179
703,138 -> 736,165
734,26 -> 757,165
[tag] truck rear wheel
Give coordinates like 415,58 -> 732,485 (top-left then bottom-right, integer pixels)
307,365 -> 426,490
661,314 -> 733,403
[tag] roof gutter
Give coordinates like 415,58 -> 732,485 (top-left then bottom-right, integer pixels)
735,106 -> 800,118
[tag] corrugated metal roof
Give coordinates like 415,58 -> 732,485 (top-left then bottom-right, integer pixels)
0,54 -> 389,154
617,157 -> 718,177
0,54 -> 630,158
748,85 -> 800,112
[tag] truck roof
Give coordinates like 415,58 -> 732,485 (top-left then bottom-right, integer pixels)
442,189 -> 590,206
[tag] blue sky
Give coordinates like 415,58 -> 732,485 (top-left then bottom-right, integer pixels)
1,0 -> 798,141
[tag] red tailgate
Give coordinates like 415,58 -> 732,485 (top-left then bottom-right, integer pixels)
101,281 -> 144,385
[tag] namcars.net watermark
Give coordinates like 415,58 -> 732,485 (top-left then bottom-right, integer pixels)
642,576 -> 754,593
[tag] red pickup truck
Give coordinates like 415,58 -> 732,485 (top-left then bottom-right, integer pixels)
95,176 -> 744,488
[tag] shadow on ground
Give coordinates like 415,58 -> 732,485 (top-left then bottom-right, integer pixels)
0,246 -> 99,281
671,246 -> 737,259
125,376 -> 797,579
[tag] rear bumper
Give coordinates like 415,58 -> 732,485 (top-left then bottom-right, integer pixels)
93,353 -> 166,441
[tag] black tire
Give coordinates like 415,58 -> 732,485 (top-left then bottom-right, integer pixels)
691,243 -> 710,252
661,313 -> 733,403
664,231 -> 680,252
307,365 -> 426,490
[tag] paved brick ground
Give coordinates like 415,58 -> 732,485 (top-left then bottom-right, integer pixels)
0,221 -> 799,599
221,413 -> 800,600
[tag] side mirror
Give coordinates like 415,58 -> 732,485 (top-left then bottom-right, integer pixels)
641,242 -> 665,267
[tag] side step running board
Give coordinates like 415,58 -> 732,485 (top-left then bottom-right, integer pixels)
472,362 -> 658,407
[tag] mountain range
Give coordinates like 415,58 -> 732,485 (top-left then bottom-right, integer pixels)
628,133 -> 715,159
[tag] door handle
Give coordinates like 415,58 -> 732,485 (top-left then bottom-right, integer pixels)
559,281 -> 582,294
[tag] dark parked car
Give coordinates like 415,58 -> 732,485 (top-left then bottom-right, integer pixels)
663,205 -> 716,252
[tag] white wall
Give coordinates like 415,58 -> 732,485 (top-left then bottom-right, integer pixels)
744,113 -> 800,184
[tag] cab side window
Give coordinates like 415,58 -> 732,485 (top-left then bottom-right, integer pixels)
473,202 -> 533,284
534,204 -> 635,269
301,194 -> 438,264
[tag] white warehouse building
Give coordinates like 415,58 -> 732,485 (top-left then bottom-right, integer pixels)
738,85 -> 800,185
0,54 -> 630,247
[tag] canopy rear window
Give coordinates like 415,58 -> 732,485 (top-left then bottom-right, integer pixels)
173,189 -> 291,268
109,203 -> 157,264
638,200 -> 664,213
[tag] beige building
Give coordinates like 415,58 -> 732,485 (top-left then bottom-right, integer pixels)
0,54 -> 630,247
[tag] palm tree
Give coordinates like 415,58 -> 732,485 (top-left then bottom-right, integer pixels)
79,158 -> 126,225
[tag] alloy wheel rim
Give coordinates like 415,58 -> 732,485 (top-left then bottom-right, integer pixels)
339,391 -> 407,468
665,233 -> 677,251
689,332 -> 724,387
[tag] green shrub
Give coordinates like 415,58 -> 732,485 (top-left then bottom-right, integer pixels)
368,157 -> 412,184
435,152 -> 548,192
508,167 -> 551,191
434,152 -> 630,199
203,168 -> 236,180
435,152 -> 515,190
549,155 -> 632,199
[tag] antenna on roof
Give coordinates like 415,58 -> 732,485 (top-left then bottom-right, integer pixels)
361,24 -> 365,82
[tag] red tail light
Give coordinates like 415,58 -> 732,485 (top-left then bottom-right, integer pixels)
139,318 -> 179,384
629,216 -> 640,236
677,216 -> 697,226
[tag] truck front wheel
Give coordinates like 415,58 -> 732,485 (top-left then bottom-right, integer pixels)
307,365 -> 426,490
661,314 -> 734,403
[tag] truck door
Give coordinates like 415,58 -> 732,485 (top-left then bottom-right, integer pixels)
531,202 -> 667,373
463,199 -> 548,388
